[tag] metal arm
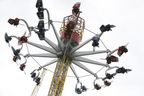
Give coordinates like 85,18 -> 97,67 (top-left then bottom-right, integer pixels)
107,49 -> 118,56
44,37 -> 59,52
108,43 -> 129,56
71,37 -> 93,54
27,41 -> 57,54
70,64 -> 80,82
50,21 -> 63,51
74,56 -> 110,67
20,19 -> 31,37
10,35 -> 19,39
73,61 -> 98,78
44,8 -> 50,31
72,50 -> 109,57
26,53 -> 57,58
105,66 -> 119,75
38,58 -> 58,70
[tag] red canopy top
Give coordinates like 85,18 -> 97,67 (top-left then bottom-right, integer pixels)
73,2 -> 81,9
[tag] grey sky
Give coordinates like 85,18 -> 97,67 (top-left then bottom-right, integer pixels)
0,0 -> 144,96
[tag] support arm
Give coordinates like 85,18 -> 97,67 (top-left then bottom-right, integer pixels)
107,43 -> 128,56
71,37 -> 93,54
74,57 -> 110,67
38,58 -> 58,70
70,65 -> 80,82
73,50 -> 109,57
44,37 -> 59,51
27,41 -> 57,54
108,49 -> 118,56
26,53 -> 57,58
50,21 -> 63,50
73,61 -> 98,78
20,19 -> 31,37
44,8 -> 50,31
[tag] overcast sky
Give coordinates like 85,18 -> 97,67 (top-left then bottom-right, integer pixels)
0,0 -> 144,96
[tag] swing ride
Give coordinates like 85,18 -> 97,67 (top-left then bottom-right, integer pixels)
5,0 -> 131,96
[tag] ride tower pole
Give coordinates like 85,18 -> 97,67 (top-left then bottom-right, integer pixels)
48,2 -> 84,96
48,55 -> 72,96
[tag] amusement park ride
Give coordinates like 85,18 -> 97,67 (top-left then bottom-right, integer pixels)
5,0 -> 131,96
